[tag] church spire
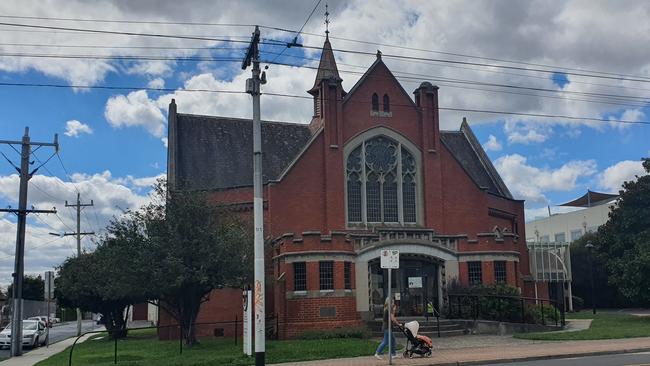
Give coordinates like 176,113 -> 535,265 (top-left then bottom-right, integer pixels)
308,5 -> 341,95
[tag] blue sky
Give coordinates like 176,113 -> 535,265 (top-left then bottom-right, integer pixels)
0,0 -> 649,286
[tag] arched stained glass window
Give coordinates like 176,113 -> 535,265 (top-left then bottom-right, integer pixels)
345,135 -> 418,224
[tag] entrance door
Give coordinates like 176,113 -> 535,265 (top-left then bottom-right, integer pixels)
369,256 -> 439,318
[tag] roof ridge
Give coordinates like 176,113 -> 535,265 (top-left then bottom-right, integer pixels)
176,113 -> 309,127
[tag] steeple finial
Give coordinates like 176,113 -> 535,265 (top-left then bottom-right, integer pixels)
324,3 -> 330,36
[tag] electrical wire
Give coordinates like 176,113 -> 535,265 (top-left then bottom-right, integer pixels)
268,0 -> 322,64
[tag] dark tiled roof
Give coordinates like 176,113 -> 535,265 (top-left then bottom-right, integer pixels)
174,114 -> 312,191
440,128 -> 513,199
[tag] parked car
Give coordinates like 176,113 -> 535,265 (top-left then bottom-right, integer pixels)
0,320 -> 48,349
28,316 -> 52,328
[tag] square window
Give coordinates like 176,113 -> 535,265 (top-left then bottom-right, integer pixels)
344,262 -> 351,290
293,262 -> 306,291
570,229 -> 583,241
494,261 -> 507,284
468,261 -> 482,286
554,233 -> 566,243
319,261 -> 334,290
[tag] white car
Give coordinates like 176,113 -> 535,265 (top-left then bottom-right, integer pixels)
0,320 -> 48,349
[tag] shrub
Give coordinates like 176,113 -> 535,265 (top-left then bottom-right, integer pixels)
525,303 -> 560,324
299,327 -> 370,340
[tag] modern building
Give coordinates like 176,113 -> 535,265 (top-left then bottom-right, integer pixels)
525,191 -> 618,244
165,36 -> 534,338
524,190 -> 618,312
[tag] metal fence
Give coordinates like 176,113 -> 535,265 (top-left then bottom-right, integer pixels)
446,294 -> 565,327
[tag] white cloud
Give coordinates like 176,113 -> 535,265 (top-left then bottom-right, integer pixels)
483,134 -> 502,151
147,78 -> 166,89
0,171 -> 158,286
127,61 -> 174,77
598,160 -> 645,192
64,120 -> 93,137
504,121 -> 551,144
494,154 -> 597,205
105,90 -> 166,137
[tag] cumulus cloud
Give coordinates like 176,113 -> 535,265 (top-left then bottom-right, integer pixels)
0,171 -> 160,286
598,160 -> 645,192
494,154 -> 597,205
483,134 -> 502,151
147,77 -> 166,89
127,61 -> 174,77
64,120 -> 93,137
105,90 -> 166,137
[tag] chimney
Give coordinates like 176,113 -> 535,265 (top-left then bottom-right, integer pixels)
414,82 -> 440,152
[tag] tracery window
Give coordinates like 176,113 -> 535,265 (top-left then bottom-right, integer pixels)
346,135 -> 418,225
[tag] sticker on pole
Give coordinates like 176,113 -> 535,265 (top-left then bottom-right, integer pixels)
380,249 -> 399,269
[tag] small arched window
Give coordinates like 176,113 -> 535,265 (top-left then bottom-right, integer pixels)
371,93 -> 379,111
383,94 -> 390,112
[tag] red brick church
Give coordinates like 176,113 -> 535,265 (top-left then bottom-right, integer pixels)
165,36 -> 533,338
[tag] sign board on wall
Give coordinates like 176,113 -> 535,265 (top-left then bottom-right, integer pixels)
380,249 -> 399,269
243,290 -> 252,356
408,277 -> 422,288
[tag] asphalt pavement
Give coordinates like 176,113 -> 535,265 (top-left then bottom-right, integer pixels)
0,320 -> 99,360
483,351 -> 650,366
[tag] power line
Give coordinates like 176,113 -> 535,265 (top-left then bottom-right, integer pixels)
0,42 -> 247,51
0,52 -> 242,62
269,0 -> 322,64
0,80 -> 647,125
0,14 -> 255,27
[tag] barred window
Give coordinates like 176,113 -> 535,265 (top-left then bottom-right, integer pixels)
468,261 -> 482,286
494,261 -> 507,284
294,262 -> 306,291
344,262 -> 351,290
345,135 -> 418,225
319,261 -> 334,290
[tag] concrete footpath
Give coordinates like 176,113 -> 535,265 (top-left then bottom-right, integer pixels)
277,336 -> 650,366
0,332 -> 95,366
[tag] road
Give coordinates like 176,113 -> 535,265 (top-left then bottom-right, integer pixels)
484,352 -> 650,366
0,320 -> 99,359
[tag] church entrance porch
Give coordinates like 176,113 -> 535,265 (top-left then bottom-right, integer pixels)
369,254 -> 441,318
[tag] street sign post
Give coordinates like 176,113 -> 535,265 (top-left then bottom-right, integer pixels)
380,249 -> 399,365
44,271 -> 54,347
243,289 -> 252,356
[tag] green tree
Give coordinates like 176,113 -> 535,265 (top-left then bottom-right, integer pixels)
140,181 -> 253,346
595,158 -> 650,304
8,275 -> 44,301
55,214 -> 151,339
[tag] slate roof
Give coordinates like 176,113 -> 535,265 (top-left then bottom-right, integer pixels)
173,114 -> 312,191
440,123 -> 513,199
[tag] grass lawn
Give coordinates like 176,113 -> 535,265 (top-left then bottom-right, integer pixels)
36,328 -> 382,366
515,312 -> 650,340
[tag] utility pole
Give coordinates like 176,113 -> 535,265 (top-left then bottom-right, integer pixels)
0,127 -> 58,357
64,193 -> 94,336
242,25 -> 267,366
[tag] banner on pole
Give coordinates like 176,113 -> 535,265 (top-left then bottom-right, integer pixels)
243,290 -> 252,356
44,271 -> 55,301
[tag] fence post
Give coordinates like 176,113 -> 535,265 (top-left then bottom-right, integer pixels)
276,314 -> 279,340
457,296 -> 461,318
521,298 -> 525,323
179,324 -> 183,355
114,336 -> 117,364
235,315 -> 238,346
540,301 -> 545,325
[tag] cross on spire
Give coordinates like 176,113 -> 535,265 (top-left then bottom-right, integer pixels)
324,3 -> 330,36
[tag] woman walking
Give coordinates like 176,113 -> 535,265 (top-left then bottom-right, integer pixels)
374,298 -> 402,360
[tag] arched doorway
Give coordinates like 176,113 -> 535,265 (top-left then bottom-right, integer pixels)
368,254 -> 442,318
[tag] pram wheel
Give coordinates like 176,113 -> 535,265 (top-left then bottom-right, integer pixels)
403,350 -> 410,358
425,350 -> 432,358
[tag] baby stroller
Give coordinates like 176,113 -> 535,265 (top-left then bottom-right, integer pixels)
398,321 -> 432,358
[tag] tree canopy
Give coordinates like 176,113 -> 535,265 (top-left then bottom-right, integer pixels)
8,275 -> 44,301
594,158 -> 650,303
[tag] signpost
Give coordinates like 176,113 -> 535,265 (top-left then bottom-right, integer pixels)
380,249 -> 399,365
408,277 -> 422,288
243,289 -> 252,356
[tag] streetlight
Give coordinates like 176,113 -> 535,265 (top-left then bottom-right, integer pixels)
585,240 -> 596,314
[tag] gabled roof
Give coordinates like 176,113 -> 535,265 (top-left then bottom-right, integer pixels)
559,190 -> 618,207
309,35 -> 342,94
173,114 -> 311,191
342,52 -> 416,108
440,120 -> 513,199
